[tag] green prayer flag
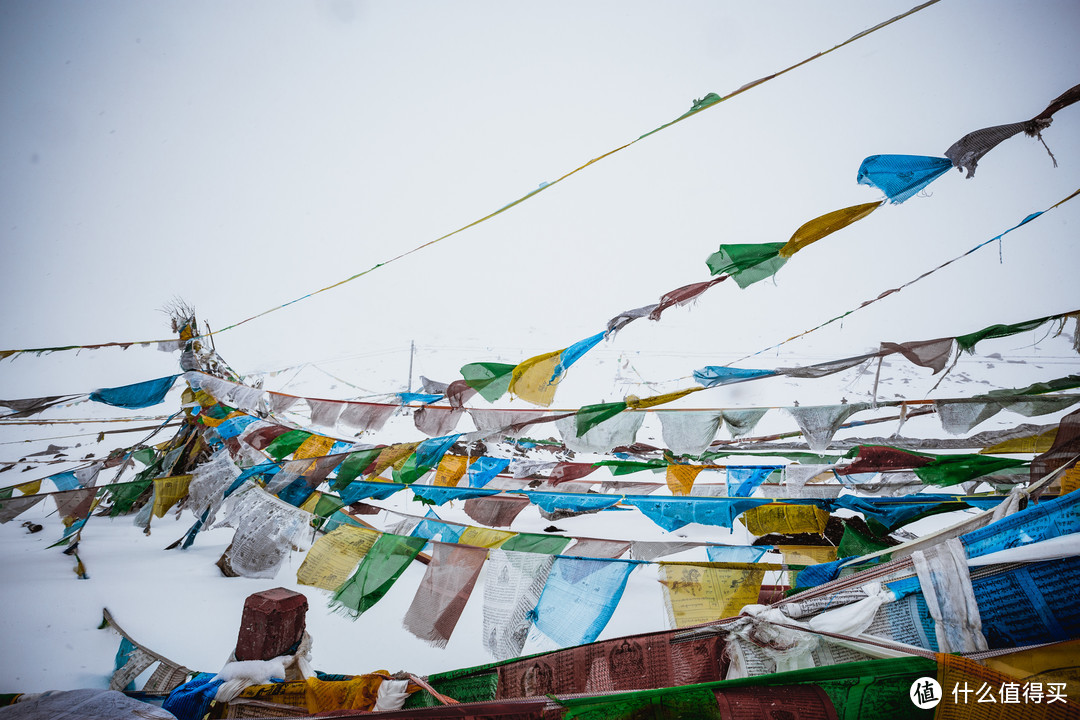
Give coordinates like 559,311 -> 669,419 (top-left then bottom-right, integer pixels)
402,672 -> 500,708
561,656 -> 938,720
330,449 -> 382,490
199,403 -> 230,421
312,494 -> 345,524
575,402 -> 628,437
263,429 -> 311,461
954,314 -> 1061,353
568,688 -> 721,720
705,242 -> 788,287
593,459 -> 667,475
913,454 -> 1028,487
986,374 -> 1080,397
460,362 -> 517,403
837,522 -> 892,558
132,448 -> 157,467
499,533 -> 573,554
107,463 -> 159,516
392,453 -> 432,485
107,479 -> 153,517
331,533 -> 427,616
682,92 -> 722,117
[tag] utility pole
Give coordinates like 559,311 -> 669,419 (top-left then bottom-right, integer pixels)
407,340 -> 415,393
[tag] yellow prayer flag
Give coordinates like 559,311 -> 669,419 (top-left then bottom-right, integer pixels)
369,443 -> 419,478
304,674 -> 385,714
779,201 -> 882,258
152,475 -> 192,518
658,564 -> 764,628
666,464 -> 704,496
1060,464 -> 1080,495
981,638 -> 1080,702
198,414 -> 224,428
236,681 -> 309,708
457,526 -> 515,549
777,545 -> 838,565
936,652 -> 1074,720
16,480 -> 41,495
299,491 -> 323,515
509,349 -> 564,407
197,409 -> 244,428
278,434 -> 339,479
293,434 -> 337,460
296,524 -> 380,591
192,388 -> 218,408
626,387 -> 701,409
433,455 -> 471,487
980,427 -> 1058,454
740,504 -> 831,536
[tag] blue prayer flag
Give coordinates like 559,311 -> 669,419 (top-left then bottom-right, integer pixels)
529,557 -> 637,647
397,392 -> 443,405
414,434 -> 461,468
90,375 -> 180,409
338,480 -> 407,504
214,414 -> 259,439
727,466 -> 781,497
467,457 -> 511,488
693,367 -> 776,388
706,545 -> 769,563
410,485 -> 499,506
961,490 -> 1080,558
622,495 -> 772,532
795,557 -> 851,588
411,509 -> 464,543
520,491 -> 622,515
277,477 -> 316,507
856,155 -> 952,203
552,331 -> 607,381
50,471 -> 80,492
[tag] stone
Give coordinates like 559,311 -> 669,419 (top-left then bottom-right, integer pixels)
234,587 -> 308,661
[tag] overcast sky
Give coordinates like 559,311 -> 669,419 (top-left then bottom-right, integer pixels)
2,0 -> 1078,404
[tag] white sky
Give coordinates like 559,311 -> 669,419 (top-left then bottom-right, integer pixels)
2,0 -> 1079,404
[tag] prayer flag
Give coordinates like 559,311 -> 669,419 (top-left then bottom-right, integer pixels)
666,464 -> 703,496
529,557 -> 637,647
658,563 -> 764,628
779,201 -> 881,257
856,154 -> 952,203
402,542 -> 488,648
705,243 -> 788,288
297,524 -> 380,591
460,363 -> 516,403
331,533 -> 427,616
509,350 -> 563,406
90,375 -> 180,409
